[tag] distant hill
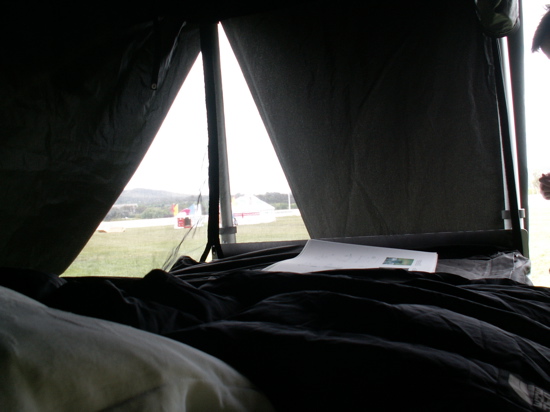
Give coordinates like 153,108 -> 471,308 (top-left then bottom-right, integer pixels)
114,188 -> 296,210
105,189 -> 296,221
115,188 -> 201,205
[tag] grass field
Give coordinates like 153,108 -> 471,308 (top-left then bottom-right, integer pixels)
64,205 -> 550,288
63,216 -> 310,277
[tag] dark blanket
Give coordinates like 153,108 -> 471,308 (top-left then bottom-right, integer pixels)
1,262 -> 550,411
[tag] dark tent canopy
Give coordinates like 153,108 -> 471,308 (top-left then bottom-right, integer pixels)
0,0 -> 527,274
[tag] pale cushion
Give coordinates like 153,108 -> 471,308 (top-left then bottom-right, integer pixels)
0,285 -> 274,412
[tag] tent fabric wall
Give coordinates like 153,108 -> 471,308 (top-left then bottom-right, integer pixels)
0,10 -> 197,274
0,1 -> 524,275
223,0 -> 506,239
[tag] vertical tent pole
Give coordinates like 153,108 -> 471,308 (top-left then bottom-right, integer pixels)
492,37 -> 524,255
199,22 -> 236,261
506,0 -> 528,233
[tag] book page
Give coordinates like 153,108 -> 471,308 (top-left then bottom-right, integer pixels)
264,239 -> 438,273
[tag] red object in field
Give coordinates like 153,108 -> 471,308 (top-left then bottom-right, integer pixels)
177,217 -> 192,228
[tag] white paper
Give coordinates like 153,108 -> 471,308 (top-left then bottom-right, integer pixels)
264,239 -> 438,273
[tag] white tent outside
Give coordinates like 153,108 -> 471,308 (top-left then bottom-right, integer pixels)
232,195 -> 275,225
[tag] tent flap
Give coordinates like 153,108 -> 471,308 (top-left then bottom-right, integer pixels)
0,14 -> 199,274
223,0 -> 506,239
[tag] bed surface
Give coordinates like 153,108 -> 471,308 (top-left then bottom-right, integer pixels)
0,244 -> 548,411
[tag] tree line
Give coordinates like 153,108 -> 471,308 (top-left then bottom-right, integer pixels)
104,189 -> 296,221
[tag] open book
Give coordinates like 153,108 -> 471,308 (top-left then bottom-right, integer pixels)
264,239 -> 438,273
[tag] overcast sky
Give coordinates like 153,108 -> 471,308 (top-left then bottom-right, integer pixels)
523,1 -> 550,173
125,28 -> 288,195
125,3 -> 550,195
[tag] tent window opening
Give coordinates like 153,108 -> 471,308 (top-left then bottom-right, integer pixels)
62,24 -> 308,278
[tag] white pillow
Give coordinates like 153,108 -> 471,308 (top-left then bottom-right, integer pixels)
0,285 -> 274,412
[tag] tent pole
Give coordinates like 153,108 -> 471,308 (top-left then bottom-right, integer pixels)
492,37 -> 524,255
506,0 -> 528,233
200,23 -> 236,255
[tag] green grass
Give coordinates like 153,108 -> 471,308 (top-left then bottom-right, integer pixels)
64,205 -> 550,288
62,216 -> 309,277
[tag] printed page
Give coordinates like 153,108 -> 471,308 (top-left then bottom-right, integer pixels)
264,239 -> 438,273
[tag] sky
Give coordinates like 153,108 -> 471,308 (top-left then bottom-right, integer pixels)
125,3 -> 550,195
523,1 -> 550,173
125,28 -> 289,195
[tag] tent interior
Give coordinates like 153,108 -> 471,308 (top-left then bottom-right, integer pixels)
3,1 -> 550,411
0,0 -> 529,274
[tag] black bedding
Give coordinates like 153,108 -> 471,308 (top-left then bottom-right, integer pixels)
1,247 -> 549,411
